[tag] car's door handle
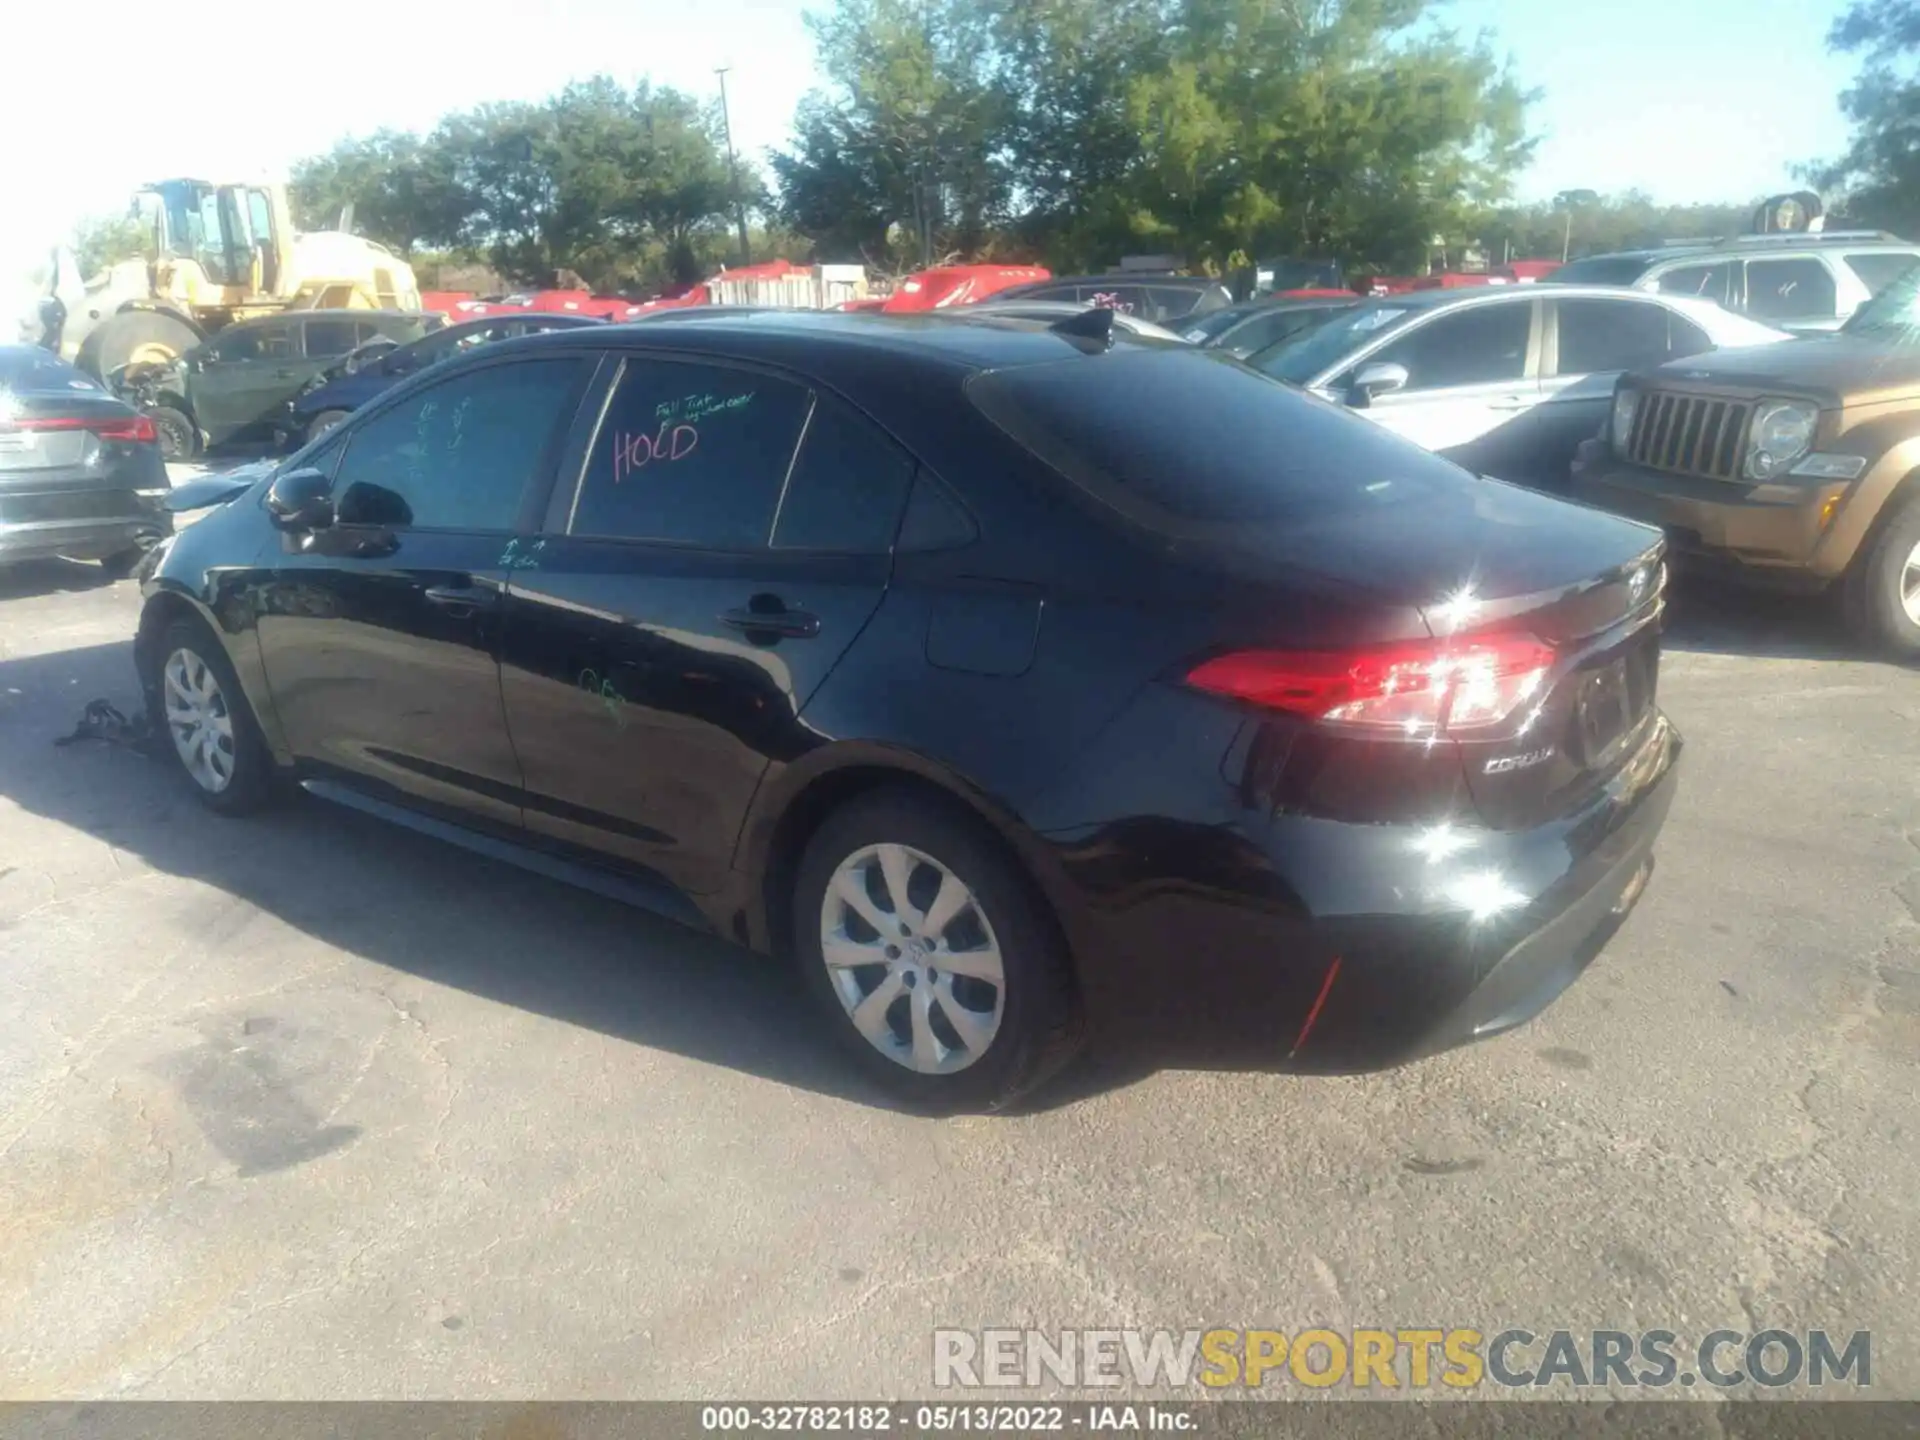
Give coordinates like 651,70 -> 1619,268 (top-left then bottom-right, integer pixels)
423,583 -> 496,616
721,603 -> 821,639
1489,395 -> 1535,411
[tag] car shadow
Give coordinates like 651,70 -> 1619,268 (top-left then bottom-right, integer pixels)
1659,578 -> 1873,663
0,557 -> 121,600
0,638 -> 1154,1116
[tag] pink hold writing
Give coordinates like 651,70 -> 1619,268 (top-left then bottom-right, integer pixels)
612,422 -> 700,483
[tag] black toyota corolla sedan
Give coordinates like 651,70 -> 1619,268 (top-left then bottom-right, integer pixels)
133,309 -> 1680,1111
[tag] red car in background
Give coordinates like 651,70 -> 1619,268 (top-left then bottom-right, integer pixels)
879,265 -> 1050,313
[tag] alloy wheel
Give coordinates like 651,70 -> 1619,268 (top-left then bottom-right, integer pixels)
818,843 -> 1006,1075
162,647 -> 237,794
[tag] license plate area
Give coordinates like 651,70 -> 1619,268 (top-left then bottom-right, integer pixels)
1568,646 -> 1655,772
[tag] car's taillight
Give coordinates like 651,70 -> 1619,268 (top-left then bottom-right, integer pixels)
1186,633 -> 1554,736
10,414 -> 158,444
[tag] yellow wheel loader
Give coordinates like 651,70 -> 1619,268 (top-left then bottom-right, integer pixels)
39,178 -> 422,380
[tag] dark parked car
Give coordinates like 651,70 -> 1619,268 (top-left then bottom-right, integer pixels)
139,310 -> 436,459
0,346 -> 170,575
291,313 -> 606,445
990,275 -> 1233,325
1181,294 -> 1358,356
135,312 -> 1680,1111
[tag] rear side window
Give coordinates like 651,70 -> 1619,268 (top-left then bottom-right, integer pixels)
1553,299 -> 1711,374
569,358 -> 812,548
969,349 -> 1466,526
1843,252 -> 1919,297
1655,262 -> 1735,307
332,357 -> 586,530
1743,258 -> 1838,322
303,319 -> 361,357
771,398 -> 916,553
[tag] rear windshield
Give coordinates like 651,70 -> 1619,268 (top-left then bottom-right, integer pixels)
0,348 -> 99,394
1844,262 -> 1920,340
1546,255 -> 1657,286
967,348 -> 1470,527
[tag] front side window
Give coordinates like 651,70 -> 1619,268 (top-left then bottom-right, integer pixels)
1553,299 -> 1710,374
1743,258 -> 1839,322
209,324 -> 296,363
1351,301 -> 1532,390
331,358 -> 586,531
568,358 -> 812,548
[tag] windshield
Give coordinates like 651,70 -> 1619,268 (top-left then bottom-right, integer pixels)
1545,255 -> 1659,286
1843,261 -> 1920,339
1246,302 -> 1418,384
1181,307 -> 1251,341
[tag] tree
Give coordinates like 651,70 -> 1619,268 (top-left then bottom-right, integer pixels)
773,0 -> 1013,268
290,130 -> 469,256
1806,0 -> 1920,235
70,213 -> 148,279
289,78 -> 743,292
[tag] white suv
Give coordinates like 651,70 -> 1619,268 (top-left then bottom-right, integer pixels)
1547,235 -> 1920,333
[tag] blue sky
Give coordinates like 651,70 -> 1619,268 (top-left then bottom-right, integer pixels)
0,0 -> 1861,265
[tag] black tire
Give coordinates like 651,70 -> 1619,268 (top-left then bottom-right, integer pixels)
1843,491 -> 1920,659
306,410 -> 351,446
149,617 -> 276,816
98,547 -> 146,580
76,310 -> 201,382
792,788 -> 1082,1113
150,405 -> 197,462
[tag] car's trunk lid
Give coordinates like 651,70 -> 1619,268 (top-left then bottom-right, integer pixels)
0,393 -> 140,480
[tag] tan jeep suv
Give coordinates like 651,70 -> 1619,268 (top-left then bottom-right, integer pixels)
1570,261 -> 1920,656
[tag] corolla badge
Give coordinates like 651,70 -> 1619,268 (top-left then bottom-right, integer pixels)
1484,747 -> 1556,775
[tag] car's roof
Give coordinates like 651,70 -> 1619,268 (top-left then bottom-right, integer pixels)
437,312 -> 602,335
1572,238 -> 1920,270
548,307 -> 1174,373
950,301 -> 1186,339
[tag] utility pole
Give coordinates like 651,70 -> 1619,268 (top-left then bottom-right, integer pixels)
715,67 -> 752,267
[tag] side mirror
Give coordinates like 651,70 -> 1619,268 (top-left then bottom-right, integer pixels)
1348,361 -> 1409,407
265,467 -> 334,531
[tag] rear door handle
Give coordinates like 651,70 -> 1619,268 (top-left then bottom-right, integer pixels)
423,583 -> 496,616
721,604 -> 821,639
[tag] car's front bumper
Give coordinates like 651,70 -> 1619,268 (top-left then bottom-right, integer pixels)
1568,437 -> 1848,589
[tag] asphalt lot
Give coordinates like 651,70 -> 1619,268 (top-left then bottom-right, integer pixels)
0,461 -> 1916,1402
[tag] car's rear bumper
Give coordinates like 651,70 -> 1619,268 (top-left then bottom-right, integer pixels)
0,485 -> 173,563
1038,705 -> 1681,1074
1568,437 -> 1847,588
